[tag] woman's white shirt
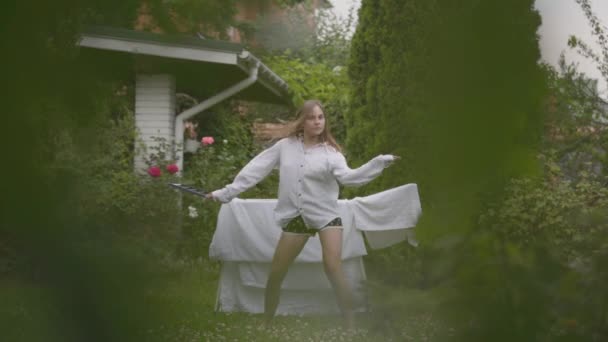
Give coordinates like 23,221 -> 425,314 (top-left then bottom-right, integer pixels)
212,136 -> 394,229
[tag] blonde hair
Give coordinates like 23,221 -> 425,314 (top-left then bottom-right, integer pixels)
282,100 -> 342,152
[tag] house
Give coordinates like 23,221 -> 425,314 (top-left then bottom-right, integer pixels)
86,1 -> 332,172
134,0 -> 330,48
77,26 -> 291,174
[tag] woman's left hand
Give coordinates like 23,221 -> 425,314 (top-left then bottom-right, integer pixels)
388,155 -> 400,167
379,154 -> 399,168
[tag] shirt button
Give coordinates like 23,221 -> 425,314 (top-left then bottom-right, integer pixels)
300,164 -> 303,167
298,193 -> 301,196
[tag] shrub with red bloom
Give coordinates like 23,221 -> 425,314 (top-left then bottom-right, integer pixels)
201,136 -> 214,146
166,164 -> 179,174
147,166 -> 161,177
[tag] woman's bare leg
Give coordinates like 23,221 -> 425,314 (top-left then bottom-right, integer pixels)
318,227 -> 354,329
264,232 -> 309,324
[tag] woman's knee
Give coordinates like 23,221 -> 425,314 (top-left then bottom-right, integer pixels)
267,264 -> 289,283
323,257 -> 342,276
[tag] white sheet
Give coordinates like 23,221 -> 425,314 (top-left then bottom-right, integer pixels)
216,259 -> 368,315
210,199 -> 366,262
210,184 -> 422,314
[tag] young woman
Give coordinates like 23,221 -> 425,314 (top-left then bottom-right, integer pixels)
207,100 -> 398,328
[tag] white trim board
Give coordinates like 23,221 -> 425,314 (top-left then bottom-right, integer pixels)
79,35 -> 238,65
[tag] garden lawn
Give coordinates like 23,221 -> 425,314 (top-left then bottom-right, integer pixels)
1,261 -> 449,341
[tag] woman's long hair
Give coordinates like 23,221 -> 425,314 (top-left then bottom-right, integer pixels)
282,100 -> 342,152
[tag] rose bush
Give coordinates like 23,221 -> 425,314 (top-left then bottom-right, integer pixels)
201,136 -> 215,146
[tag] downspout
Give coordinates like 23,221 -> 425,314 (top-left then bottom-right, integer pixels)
174,54 -> 260,175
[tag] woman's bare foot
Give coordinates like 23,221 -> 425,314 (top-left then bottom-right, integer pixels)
343,311 -> 355,330
262,315 -> 274,330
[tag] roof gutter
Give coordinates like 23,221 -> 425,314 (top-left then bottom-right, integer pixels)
174,54 -> 260,174
237,51 -> 290,97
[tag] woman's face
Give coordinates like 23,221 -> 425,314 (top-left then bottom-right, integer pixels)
303,105 -> 325,138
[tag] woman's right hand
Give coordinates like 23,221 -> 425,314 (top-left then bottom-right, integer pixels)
205,192 -> 218,201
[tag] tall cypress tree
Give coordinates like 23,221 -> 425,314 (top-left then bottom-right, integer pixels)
347,1 -> 550,339
347,0 -> 545,238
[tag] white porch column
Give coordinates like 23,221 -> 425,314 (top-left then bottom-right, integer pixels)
134,74 -> 176,172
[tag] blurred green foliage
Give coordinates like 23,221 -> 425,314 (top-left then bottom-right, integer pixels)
346,0 -> 608,340
3,0 -> 608,340
0,0 -> 247,340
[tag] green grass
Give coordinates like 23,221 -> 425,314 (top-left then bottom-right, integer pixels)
1,261 -> 449,341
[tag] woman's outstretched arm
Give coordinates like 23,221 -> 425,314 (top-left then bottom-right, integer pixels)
209,140 -> 283,203
331,152 -> 398,187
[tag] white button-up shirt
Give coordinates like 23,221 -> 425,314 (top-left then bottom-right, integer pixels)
212,136 -> 394,229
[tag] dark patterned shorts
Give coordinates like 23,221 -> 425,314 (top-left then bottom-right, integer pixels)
282,216 -> 342,236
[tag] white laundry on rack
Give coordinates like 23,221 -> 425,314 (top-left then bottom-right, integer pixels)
209,183 -> 422,315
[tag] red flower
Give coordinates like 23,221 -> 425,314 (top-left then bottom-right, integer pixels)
147,166 -> 161,177
201,136 -> 214,146
166,164 -> 179,174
